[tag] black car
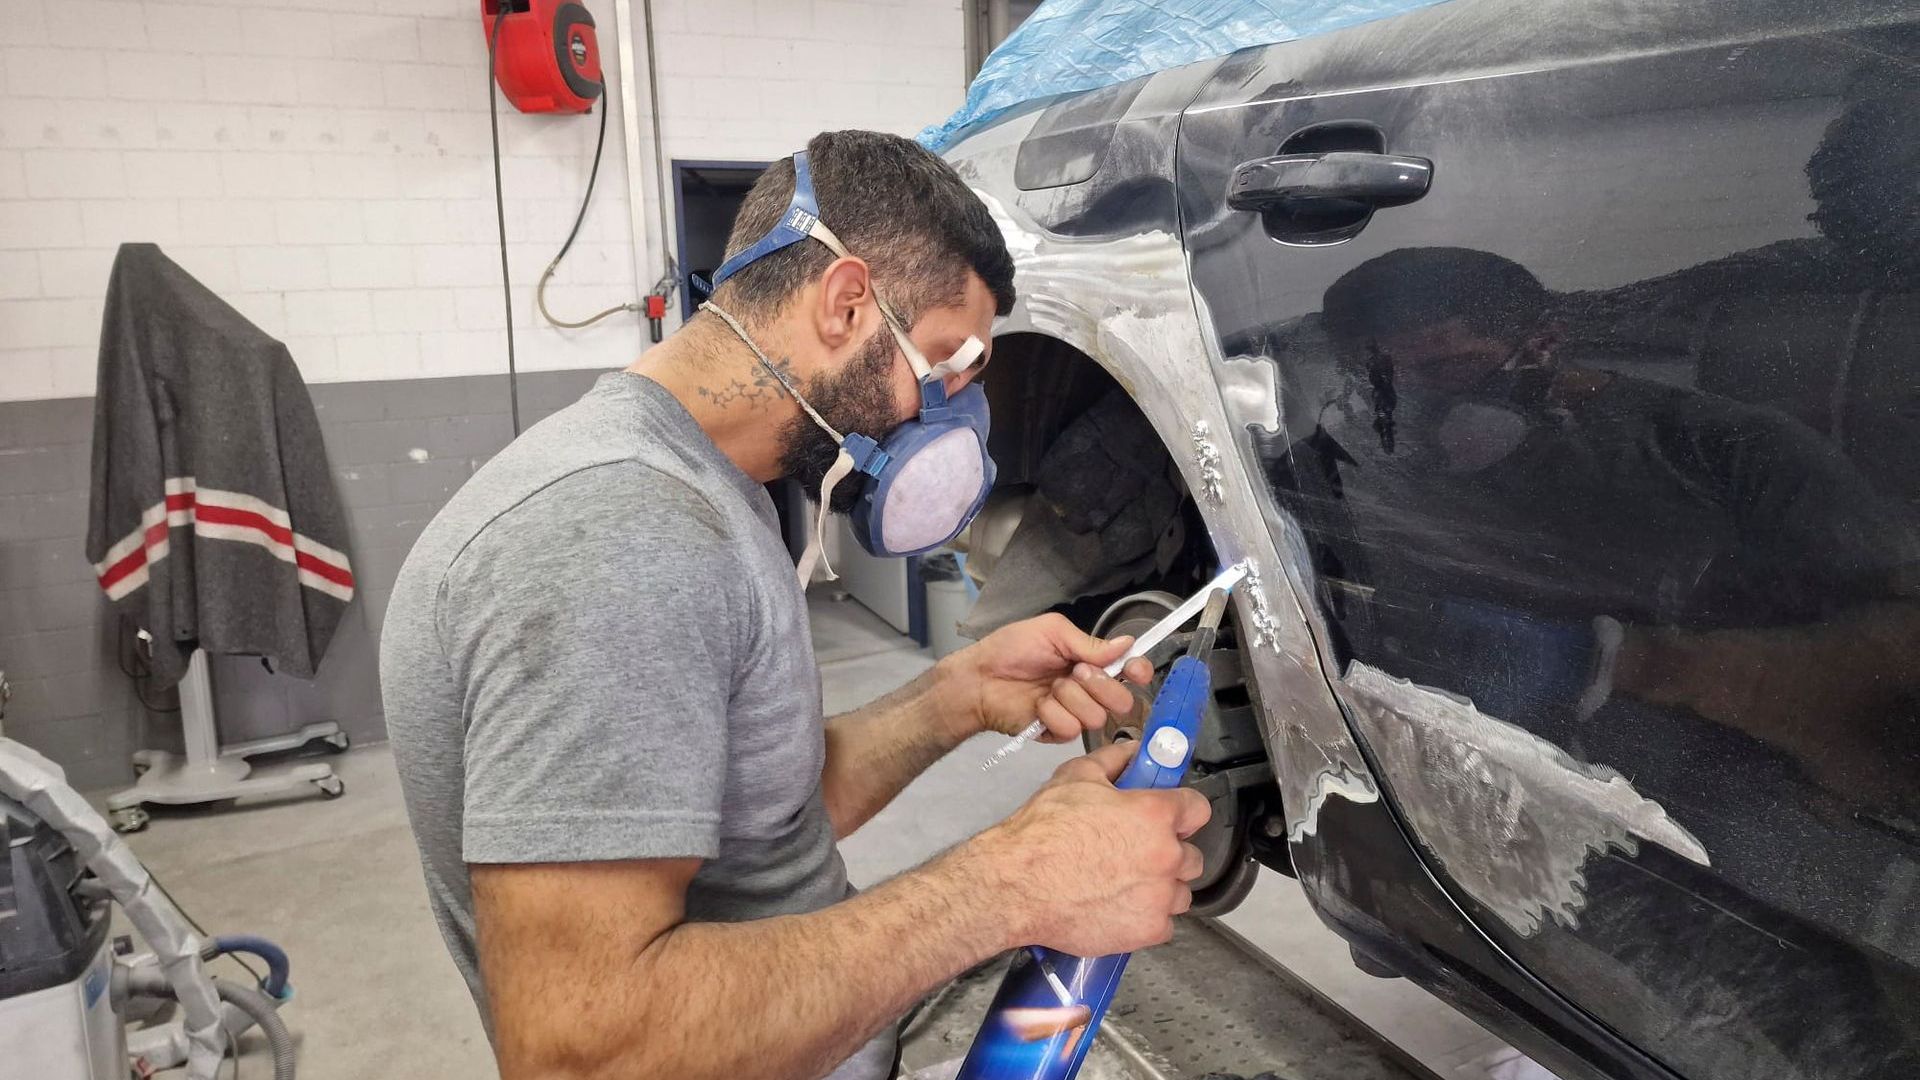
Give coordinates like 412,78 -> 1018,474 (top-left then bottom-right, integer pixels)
942,2 -> 1920,1078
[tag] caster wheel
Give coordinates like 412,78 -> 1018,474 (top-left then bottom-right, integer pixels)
111,807 -> 150,834
314,777 -> 346,799
321,732 -> 351,754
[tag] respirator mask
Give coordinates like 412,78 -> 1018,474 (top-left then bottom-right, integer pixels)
696,151 -> 996,586
1342,337 -> 1552,474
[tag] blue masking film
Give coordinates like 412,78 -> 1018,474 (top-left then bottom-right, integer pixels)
919,0 -> 1455,152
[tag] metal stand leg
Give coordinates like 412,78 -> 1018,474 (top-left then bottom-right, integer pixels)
108,650 -> 345,831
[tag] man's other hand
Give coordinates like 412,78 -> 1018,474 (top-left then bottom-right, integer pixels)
967,742 -> 1211,957
939,613 -> 1155,743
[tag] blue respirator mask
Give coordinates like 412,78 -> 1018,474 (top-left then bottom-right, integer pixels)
697,151 -> 996,586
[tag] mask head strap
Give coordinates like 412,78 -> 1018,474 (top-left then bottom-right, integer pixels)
700,150 -> 988,388
706,152 -> 824,292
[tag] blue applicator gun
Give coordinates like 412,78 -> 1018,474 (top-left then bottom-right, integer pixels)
954,583 -> 1233,1080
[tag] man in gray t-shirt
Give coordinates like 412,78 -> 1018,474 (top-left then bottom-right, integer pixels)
380,131 -> 1210,1080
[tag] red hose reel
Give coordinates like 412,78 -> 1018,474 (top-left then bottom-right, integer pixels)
482,0 -> 603,114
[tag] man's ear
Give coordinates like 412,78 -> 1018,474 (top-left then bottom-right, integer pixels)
813,256 -> 875,352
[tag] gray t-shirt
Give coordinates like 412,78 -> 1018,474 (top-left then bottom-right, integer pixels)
379,372 -> 892,1078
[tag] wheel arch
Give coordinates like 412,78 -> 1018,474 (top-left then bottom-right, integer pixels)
972,184 -> 1385,860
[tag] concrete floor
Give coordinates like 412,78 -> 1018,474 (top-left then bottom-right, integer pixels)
101,593 -> 1547,1080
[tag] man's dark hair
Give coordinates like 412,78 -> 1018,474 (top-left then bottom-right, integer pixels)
1806,74 -> 1920,268
712,130 -> 1016,324
1322,247 -> 1552,346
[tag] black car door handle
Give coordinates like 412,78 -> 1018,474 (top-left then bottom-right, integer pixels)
1228,151 -> 1433,211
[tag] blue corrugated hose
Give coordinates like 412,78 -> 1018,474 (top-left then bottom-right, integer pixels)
209,935 -> 292,999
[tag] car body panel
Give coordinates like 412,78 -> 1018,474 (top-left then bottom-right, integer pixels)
947,0 -> 1920,1077
946,48 -> 1675,1080
1177,0 -> 1919,1077
946,69 -> 1393,865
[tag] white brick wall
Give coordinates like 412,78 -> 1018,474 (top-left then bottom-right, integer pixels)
0,0 -> 643,402
643,0 -> 966,164
0,0 -> 969,403
621,0 -> 969,326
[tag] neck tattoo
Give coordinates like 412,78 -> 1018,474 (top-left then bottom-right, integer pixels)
693,351 -> 796,412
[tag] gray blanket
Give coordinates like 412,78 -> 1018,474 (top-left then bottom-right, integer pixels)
85,244 -> 354,688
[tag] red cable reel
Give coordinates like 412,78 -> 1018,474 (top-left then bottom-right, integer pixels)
482,0 -> 603,114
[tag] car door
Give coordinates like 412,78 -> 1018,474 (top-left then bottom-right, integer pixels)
1176,2 -> 1920,1078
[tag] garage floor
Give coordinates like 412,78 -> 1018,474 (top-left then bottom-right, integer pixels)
106,594 -> 1547,1080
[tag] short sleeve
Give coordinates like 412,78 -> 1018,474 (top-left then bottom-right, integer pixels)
439,463 -> 747,865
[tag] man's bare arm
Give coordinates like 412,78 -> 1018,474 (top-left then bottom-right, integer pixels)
821,665 -> 969,837
476,745 -> 1210,1080
821,614 -> 1152,838
477,848 -> 1005,1080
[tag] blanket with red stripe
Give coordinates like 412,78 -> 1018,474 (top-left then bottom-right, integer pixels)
86,244 -> 355,688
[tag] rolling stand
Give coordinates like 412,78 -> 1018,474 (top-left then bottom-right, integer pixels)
107,649 -> 347,833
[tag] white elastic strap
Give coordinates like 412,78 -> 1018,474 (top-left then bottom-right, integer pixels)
702,300 -> 846,441
701,298 -> 858,587
805,218 -> 985,383
808,218 -> 947,382
796,447 -> 857,587
808,218 -> 853,259
929,335 -> 986,380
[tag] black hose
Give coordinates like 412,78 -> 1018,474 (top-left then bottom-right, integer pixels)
533,48 -> 638,330
550,95 -> 608,270
486,6 -> 521,436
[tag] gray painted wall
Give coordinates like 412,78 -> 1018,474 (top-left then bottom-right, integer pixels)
0,369 -> 605,791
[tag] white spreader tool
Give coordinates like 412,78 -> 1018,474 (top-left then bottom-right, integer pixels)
979,561 -> 1251,770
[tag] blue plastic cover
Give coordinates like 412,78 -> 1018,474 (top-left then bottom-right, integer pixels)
919,0 -> 1454,151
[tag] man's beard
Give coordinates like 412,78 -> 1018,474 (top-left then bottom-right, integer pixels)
778,329 -> 902,513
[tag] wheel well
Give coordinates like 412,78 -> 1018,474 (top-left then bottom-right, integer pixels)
979,332 -> 1132,488
966,332 -> 1219,628
976,335 -> 1292,896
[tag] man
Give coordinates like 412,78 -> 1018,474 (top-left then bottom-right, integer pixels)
379,130 -> 1209,1080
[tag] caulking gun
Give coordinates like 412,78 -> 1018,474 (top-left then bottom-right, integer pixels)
954,582 -> 1235,1080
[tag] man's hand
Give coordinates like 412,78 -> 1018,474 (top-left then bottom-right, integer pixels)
469,744 -> 1210,1080
964,742 -> 1212,957
939,613 -> 1155,743
822,614 -> 1155,839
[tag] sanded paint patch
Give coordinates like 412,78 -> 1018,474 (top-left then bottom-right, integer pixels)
1287,763 -> 1384,844
1216,353 -> 1284,438
1341,660 -> 1711,936
978,188 -> 1385,845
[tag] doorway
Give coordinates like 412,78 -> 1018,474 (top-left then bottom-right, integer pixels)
671,159 -> 769,320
